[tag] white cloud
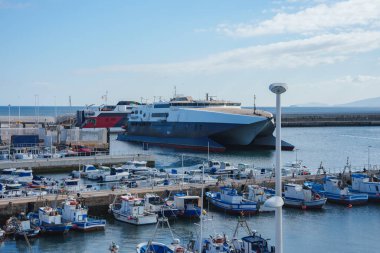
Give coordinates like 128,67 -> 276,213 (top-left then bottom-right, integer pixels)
77,31 -> 380,75
335,75 -> 380,83
217,0 -> 380,37
0,0 -> 30,9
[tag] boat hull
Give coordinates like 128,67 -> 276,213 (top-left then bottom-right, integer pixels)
284,197 -> 327,209
72,220 -> 106,231
112,210 -> 157,225
40,222 -> 72,234
324,193 -> 368,205
176,208 -> 201,218
206,195 -> 258,214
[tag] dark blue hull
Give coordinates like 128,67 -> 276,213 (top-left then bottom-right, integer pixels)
40,223 -> 72,234
177,208 -> 201,218
72,220 -> 106,231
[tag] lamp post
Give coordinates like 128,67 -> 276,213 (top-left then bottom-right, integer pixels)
264,83 -> 288,253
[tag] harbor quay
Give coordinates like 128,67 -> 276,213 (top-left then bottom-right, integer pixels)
0,174 -> 319,219
0,154 -> 155,172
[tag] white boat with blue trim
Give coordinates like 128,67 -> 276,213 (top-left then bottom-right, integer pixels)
351,173 -> 380,201
206,187 -> 258,214
283,183 -> 327,209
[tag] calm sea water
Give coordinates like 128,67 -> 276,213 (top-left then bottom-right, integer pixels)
2,126 -> 380,252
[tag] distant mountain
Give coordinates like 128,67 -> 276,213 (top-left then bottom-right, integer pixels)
337,97 -> 380,107
289,102 -> 330,107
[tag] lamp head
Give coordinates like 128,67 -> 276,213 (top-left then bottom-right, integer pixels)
269,83 -> 288,94
264,196 -> 284,208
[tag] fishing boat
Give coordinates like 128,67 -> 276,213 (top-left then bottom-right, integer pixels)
169,193 -> 201,218
136,216 -> 189,253
351,173 -> 380,201
231,217 -> 275,253
244,185 -> 274,212
109,194 -> 157,225
60,197 -> 106,231
98,167 -> 130,182
206,187 -> 258,214
29,206 -> 72,234
283,183 -> 327,209
307,176 -> 368,205
0,168 -> 17,181
13,213 -> 40,240
144,193 -> 179,218
10,169 -> 33,185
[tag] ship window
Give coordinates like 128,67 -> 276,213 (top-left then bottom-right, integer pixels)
376,186 -> 379,191
140,110 -> 142,114
143,113 -> 146,117
154,104 -> 170,108
152,113 -> 169,117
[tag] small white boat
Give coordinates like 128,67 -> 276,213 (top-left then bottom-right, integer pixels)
72,165 -> 100,178
283,183 -> 327,210
99,167 -> 129,182
11,169 -> 33,184
109,194 -> 157,225
87,166 -> 111,180
0,168 -> 17,181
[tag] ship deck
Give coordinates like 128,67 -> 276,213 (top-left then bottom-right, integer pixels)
191,107 -> 273,118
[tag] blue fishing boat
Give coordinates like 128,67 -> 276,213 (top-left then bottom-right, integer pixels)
206,187 -> 258,214
60,197 -> 106,231
168,193 -> 201,218
29,206 -> 72,234
351,173 -> 380,201
306,176 -> 368,205
283,183 -> 327,210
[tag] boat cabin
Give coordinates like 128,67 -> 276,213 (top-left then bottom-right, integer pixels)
351,174 -> 380,194
324,177 -> 349,195
217,187 -> 243,204
173,193 -> 200,210
61,198 -> 88,222
284,183 -> 312,201
39,207 -> 63,225
120,195 -> 145,215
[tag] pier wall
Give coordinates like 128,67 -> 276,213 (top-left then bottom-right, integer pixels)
0,175 -> 319,219
280,113 -> 380,127
0,154 -> 155,172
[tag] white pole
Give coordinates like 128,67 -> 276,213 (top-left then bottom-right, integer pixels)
182,154 -> 184,186
275,92 -> 283,253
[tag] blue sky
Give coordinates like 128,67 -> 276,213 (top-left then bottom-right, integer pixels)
1,0 -> 380,106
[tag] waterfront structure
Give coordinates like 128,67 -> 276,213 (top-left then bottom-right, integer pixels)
283,183 -> 327,209
118,95 -> 294,151
206,187 -> 258,214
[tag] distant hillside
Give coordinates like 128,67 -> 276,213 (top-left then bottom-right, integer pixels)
337,97 -> 380,107
289,102 -> 329,107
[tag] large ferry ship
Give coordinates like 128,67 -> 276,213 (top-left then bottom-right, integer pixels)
76,101 -> 140,130
117,95 -> 294,151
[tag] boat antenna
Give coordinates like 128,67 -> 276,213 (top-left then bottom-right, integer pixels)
253,94 -> 256,114
174,86 -> 177,98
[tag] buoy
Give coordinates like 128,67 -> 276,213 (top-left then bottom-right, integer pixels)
202,210 -> 207,215
347,204 -> 353,208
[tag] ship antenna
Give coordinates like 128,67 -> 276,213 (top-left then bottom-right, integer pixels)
174,86 -> 177,98
253,94 -> 256,114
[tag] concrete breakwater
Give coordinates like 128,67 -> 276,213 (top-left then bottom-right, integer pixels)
280,113 -> 380,127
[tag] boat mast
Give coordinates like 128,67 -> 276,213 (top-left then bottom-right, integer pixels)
198,162 -> 205,253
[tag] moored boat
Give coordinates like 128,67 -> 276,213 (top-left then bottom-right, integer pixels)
206,187 -> 258,214
144,193 -> 179,218
307,176 -> 368,205
351,173 -> 380,201
109,194 -> 157,225
169,193 -> 201,218
29,206 -> 72,234
283,183 -> 327,209
60,197 -> 106,231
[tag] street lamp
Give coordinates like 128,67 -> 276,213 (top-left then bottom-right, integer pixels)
264,83 -> 288,253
